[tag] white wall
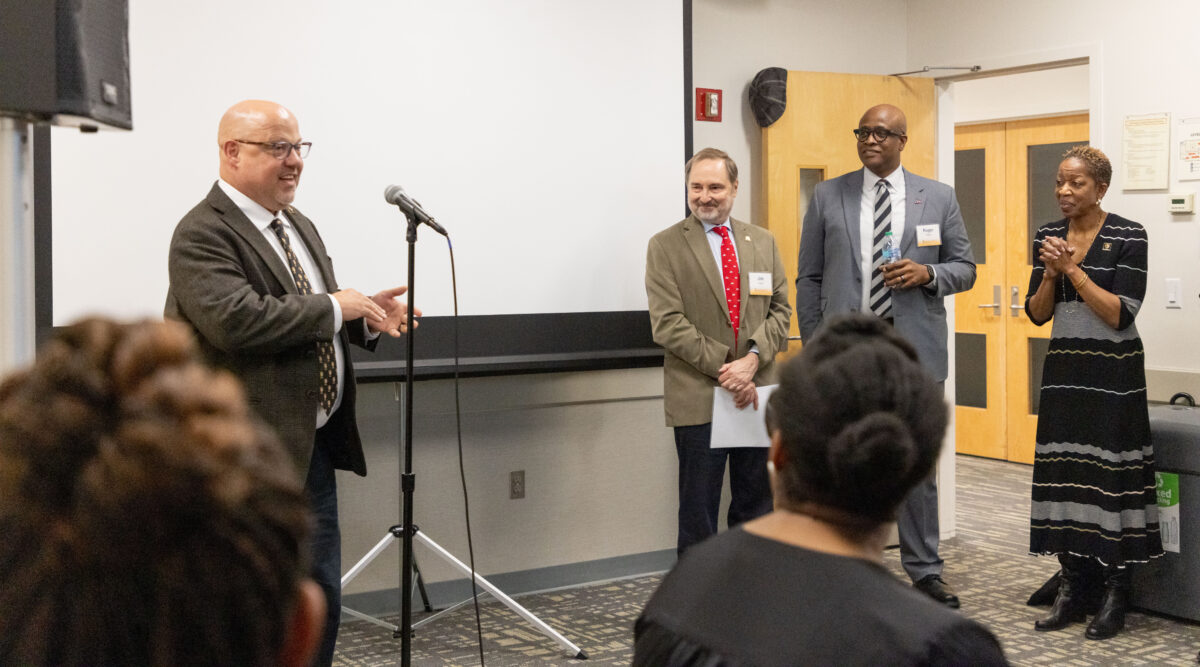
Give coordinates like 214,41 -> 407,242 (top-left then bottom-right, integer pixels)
339,368 -> 676,596
908,0 -> 1200,395
954,65 -> 1090,125
339,1 -> 950,602
691,0 -> 908,225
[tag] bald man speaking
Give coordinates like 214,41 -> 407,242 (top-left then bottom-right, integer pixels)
165,100 -> 415,665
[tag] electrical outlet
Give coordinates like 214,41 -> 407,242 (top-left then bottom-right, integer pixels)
510,470 -> 525,499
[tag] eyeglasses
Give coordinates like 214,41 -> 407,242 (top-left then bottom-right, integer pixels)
852,127 -> 905,143
234,139 -> 312,159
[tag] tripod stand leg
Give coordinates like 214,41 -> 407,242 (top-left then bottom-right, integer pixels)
341,530 -> 397,589
339,529 -> 403,632
414,530 -> 589,659
412,555 -> 434,613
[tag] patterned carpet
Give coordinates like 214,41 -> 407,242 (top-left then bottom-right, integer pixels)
334,455 -> 1200,666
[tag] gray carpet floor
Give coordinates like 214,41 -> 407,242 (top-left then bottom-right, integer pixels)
334,455 -> 1200,666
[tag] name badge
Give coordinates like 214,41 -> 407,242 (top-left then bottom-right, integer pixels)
916,224 -> 942,247
749,272 -> 773,296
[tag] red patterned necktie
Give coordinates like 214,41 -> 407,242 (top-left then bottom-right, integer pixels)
712,225 -> 741,348
270,218 -> 337,414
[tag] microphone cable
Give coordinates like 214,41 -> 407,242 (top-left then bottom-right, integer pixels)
444,235 -> 486,665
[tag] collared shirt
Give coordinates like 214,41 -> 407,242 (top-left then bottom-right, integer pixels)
859,165 -> 907,312
218,178 -> 345,428
701,218 -> 741,273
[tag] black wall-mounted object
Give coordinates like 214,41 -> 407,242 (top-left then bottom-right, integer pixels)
0,0 -> 132,131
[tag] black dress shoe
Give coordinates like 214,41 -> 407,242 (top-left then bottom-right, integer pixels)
914,575 -> 960,609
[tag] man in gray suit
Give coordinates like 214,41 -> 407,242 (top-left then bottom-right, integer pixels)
795,104 -> 975,607
165,100 -> 414,666
647,148 -> 791,555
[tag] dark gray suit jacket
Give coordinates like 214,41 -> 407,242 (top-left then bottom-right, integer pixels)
164,183 -> 372,476
795,168 -> 975,381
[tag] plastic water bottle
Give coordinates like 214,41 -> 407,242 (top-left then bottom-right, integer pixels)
882,232 -> 901,264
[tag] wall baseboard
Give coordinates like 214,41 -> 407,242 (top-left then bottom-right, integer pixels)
341,548 -> 676,619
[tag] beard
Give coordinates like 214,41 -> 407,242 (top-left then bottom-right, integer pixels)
690,203 -> 727,224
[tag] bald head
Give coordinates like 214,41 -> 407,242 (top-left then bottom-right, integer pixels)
856,104 -> 908,178
217,100 -> 304,213
860,104 -> 907,135
218,99 -> 298,146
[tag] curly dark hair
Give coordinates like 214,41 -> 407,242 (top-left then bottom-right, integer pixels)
0,318 -> 311,667
1062,145 -> 1112,188
766,314 -> 947,524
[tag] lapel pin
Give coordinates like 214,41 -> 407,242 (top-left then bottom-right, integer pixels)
1102,242 -> 1112,251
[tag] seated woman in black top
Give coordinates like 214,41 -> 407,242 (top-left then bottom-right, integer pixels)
634,314 -> 1008,666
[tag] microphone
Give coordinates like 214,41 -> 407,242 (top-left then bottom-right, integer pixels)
384,185 -> 448,236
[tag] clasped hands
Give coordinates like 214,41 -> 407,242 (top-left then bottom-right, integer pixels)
1038,236 -> 1076,279
880,259 -> 932,290
718,353 -> 759,410
334,286 -> 422,337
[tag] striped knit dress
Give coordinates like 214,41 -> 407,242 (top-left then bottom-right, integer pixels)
1025,214 -> 1162,565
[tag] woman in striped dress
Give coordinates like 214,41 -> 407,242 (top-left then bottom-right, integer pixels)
1024,145 -> 1162,639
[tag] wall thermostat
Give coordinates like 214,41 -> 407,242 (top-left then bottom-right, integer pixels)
1168,192 -> 1194,214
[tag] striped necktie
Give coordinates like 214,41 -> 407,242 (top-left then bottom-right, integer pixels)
270,218 -> 337,414
869,180 -> 893,318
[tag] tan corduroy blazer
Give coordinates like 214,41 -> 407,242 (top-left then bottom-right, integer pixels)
646,215 -> 791,426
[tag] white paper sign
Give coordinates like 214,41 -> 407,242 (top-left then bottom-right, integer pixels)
1122,112 -> 1170,190
710,384 -> 776,448
1175,115 -> 1200,181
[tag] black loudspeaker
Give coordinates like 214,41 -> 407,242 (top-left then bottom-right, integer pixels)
0,0 -> 132,130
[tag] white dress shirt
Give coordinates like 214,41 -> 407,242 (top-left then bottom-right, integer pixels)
218,179 -> 347,428
858,166 -> 907,312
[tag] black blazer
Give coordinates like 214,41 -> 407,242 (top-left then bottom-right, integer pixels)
165,182 -> 372,476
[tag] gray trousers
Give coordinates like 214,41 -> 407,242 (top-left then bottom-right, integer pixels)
899,468 -> 942,582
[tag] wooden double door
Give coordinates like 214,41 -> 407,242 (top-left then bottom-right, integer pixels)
953,114 -> 1089,464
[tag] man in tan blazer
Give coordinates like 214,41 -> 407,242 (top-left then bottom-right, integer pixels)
646,148 -> 791,554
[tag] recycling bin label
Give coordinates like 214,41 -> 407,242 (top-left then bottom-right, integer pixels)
1156,472 -> 1180,554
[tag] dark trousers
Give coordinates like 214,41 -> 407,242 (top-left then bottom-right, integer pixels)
674,423 -> 772,555
306,432 -> 341,667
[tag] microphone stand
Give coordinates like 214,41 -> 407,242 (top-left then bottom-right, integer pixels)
398,211 -> 418,665
339,204 -> 587,666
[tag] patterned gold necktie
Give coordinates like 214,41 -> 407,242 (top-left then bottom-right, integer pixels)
270,218 -> 337,414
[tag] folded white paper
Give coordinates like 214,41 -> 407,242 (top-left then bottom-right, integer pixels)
710,384 -> 776,448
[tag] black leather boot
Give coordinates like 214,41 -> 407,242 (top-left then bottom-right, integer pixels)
1035,558 -> 1088,631
1085,565 -> 1130,640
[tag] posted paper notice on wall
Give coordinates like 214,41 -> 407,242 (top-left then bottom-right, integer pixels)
1176,115 -> 1200,181
1122,112 -> 1170,190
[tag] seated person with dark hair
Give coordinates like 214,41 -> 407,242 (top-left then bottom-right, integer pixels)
0,318 -> 324,667
634,313 -> 1007,666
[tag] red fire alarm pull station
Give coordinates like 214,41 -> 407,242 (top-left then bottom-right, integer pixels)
695,88 -> 722,122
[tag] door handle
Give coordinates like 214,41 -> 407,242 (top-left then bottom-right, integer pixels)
976,285 -> 1001,316
1010,286 -> 1023,316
